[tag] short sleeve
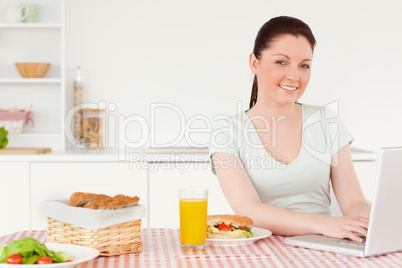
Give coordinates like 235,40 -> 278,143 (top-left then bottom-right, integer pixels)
325,107 -> 354,156
208,117 -> 239,174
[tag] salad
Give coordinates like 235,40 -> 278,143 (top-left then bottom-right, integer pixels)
0,237 -> 73,264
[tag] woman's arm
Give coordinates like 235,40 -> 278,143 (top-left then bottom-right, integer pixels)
330,144 -> 371,219
212,151 -> 369,242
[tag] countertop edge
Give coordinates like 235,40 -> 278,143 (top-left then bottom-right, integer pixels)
0,149 -> 378,162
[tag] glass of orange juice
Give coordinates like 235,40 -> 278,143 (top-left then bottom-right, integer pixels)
179,188 -> 208,250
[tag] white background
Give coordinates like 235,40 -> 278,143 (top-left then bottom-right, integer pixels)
65,0 -> 402,151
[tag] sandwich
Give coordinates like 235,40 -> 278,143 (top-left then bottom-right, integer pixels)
207,214 -> 253,239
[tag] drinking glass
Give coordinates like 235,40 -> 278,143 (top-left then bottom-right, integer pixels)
179,188 -> 208,250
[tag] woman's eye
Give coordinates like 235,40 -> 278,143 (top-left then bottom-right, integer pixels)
276,61 -> 286,65
300,64 -> 310,69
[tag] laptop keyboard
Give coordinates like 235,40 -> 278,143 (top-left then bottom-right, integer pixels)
332,238 -> 366,248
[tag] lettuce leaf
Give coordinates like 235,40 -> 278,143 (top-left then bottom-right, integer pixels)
207,226 -> 220,234
232,229 -> 253,238
0,127 -> 8,149
207,226 -> 253,238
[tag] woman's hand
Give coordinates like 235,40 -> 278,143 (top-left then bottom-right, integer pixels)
317,215 -> 369,242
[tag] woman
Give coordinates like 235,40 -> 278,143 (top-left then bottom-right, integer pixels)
209,16 -> 370,243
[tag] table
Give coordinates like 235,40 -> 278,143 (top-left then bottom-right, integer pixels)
1,229 -> 402,267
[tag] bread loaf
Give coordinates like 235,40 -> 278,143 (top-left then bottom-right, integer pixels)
69,192 -> 140,209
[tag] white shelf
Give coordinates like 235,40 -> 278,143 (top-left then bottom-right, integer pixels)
1,0 -> 65,151
0,78 -> 61,84
0,23 -> 61,29
9,133 -> 61,138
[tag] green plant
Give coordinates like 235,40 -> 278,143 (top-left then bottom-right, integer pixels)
0,127 -> 8,149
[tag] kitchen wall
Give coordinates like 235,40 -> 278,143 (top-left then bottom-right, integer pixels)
65,0 -> 402,151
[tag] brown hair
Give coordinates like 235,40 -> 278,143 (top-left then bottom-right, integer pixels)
249,16 -> 316,109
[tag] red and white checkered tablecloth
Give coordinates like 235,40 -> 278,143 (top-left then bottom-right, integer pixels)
1,229 -> 402,267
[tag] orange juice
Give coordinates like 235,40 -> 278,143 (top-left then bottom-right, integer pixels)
179,198 -> 208,245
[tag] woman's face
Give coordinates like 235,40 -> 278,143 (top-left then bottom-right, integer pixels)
250,34 -> 313,106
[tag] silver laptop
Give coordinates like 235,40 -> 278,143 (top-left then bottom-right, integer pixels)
285,147 -> 402,257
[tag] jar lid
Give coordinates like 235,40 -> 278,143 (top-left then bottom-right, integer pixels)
75,66 -> 85,82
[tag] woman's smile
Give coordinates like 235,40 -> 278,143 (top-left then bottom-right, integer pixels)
279,84 -> 298,92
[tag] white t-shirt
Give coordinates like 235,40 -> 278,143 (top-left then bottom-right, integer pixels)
209,103 -> 353,215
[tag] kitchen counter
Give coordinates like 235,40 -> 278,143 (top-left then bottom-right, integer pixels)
0,147 -> 378,162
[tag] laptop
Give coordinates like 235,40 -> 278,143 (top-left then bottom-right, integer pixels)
285,147 -> 402,257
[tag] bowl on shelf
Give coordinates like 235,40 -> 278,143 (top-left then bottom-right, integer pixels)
15,62 -> 51,78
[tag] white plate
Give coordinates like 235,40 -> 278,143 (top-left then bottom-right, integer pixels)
0,243 -> 99,267
206,227 -> 272,247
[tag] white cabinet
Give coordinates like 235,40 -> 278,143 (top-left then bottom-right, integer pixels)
30,162 -> 148,230
148,162 -> 234,228
353,160 -> 378,202
0,0 -> 65,150
0,162 -> 30,236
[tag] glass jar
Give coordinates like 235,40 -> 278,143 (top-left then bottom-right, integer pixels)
73,66 -> 84,142
82,109 -> 105,148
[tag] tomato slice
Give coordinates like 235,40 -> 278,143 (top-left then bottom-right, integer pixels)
64,260 -> 73,262
37,256 -> 53,264
239,226 -> 249,231
7,254 -> 23,264
218,223 -> 232,231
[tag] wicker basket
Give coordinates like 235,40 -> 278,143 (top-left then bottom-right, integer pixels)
47,217 -> 143,256
0,109 -> 33,134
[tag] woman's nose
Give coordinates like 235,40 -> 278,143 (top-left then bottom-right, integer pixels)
285,65 -> 299,81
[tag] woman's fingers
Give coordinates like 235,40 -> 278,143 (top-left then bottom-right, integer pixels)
346,232 -> 365,243
321,216 -> 369,242
344,216 -> 368,228
357,216 -> 370,223
343,217 -> 368,242
347,226 -> 368,240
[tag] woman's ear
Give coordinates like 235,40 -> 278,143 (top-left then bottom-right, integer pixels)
249,53 -> 259,75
